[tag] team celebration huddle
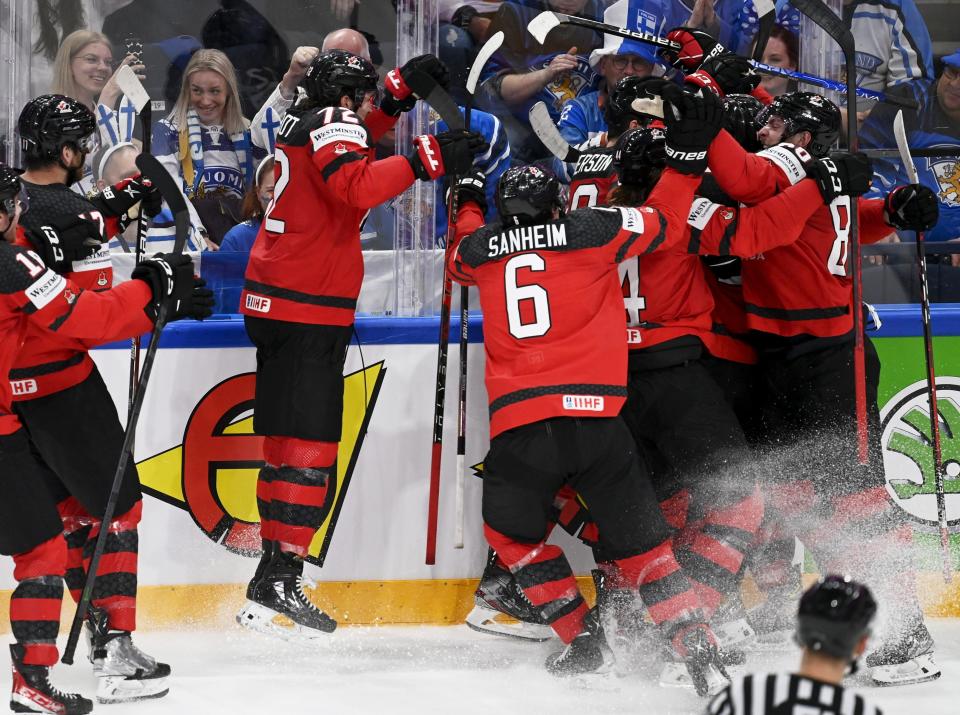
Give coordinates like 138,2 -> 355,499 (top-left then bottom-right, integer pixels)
1,0 -> 955,713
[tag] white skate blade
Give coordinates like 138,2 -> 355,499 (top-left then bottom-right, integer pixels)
96,674 -> 169,703
236,601 -> 332,641
870,652 -> 941,686
658,662 -> 728,697
464,603 -> 554,642
714,617 -> 756,650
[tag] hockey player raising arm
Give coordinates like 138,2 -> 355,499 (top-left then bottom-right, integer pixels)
444,85 -> 735,696
0,165 -> 210,715
706,576 -> 884,715
237,50 -> 487,640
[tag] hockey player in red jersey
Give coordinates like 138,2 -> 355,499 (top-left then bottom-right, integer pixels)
11,94 -> 185,704
236,50 -> 487,638
446,84 -> 733,694
705,90 -> 942,685
0,165 -> 210,715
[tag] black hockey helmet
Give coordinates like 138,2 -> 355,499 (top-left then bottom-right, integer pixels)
0,165 -> 21,217
302,50 -> 379,108
496,165 -> 564,227
18,94 -> 98,162
605,76 -> 665,136
757,91 -> 840,157
721,93 -> 764,152
613,126 -> 666,186
796,575 -> 877,660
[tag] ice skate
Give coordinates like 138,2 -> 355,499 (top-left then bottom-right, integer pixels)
866,617 -> 941,686
746,566 -> 802,650
659,624 -> 730,697
9,644 -> 92,715
85,606 -> 170,703
711,594 -> 756,654
545,608 -> 614,676
465,551 -> 553,642
237,549 -> 337,640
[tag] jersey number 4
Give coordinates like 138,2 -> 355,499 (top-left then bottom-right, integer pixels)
505,254 -> 551,339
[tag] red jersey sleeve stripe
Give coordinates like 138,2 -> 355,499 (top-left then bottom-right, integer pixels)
744,303 -> 848,321
320,151 -> 365,182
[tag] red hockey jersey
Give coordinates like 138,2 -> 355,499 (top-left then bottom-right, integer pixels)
0,234 -> 152,435
565,138 -> 619,211
12,180 -> 122,400
707,131 -> 895,338
448,168 -> 699,438
241,106 -> 412,326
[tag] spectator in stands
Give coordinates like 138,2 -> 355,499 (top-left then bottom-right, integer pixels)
756,24 -> 798,98
221,156 -> 275,255
50,30 -> 145,193
556,4 -> 661,147
438,1 -> 502,100
864,51 -> 960,262
153,48 -> 265,250
479,0 -> 604,160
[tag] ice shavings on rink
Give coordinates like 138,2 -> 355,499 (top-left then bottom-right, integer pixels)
7,619 -> 959,714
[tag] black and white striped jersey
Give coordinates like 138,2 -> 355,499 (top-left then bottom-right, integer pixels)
706,673 -> 883,715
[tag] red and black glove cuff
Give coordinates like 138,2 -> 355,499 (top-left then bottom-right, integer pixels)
385,67 -> 413,101
685,70 -> 724,97
409,134 -> 445,181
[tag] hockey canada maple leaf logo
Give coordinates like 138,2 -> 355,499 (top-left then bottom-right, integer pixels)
136,363 -> 385,565
881,378 -> 960,530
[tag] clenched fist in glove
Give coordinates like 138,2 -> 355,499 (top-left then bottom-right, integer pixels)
806,151 -> 873,203
447,169 -> 487,214
661,27 -> 723,70
686,53 -> 760,97
90,173 -> 160,219
132,253 -> 214,323
655,82 -> 724,175
408,130 -> 488,181
25,214 -> 103,270
382,54 -> 451,116
884,184 -> 939,231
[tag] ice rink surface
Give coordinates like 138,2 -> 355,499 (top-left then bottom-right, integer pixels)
7,619 -> 958,714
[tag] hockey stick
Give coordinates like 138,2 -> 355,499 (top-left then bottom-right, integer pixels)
114,65 -> 151,445
531,101 -> 582,163
791,0 -> 869,466
526,11 -> 917,109
865,147 -> 960,160
752,0 -> 776,61
403,71 -> 465,564
62,153 -> 190,664
453,31 -> 505,551
893,110 -> 953,582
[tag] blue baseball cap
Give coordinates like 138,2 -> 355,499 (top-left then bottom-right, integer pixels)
943,49 -> 960,69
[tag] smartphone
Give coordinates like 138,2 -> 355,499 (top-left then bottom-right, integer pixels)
124,35 -> 144,66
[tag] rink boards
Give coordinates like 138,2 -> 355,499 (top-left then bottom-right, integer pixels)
2,307 -> 960,629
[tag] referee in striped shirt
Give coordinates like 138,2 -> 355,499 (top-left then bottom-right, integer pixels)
706,576 -> 883,715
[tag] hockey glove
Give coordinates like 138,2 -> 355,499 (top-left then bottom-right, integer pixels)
686,54 -> 760,97
89,173 -> 159,219
408,130 -> 488,181
884,184 -> 939,232
658,83 -> 724,175
132,253 -> 214,323
24,214 -> 103,269
806,152 -> 873,203
382,54 -> 451,116
446,169 -> 487,214
661,27 -> 723,70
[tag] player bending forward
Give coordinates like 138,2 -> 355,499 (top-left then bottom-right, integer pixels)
706,576 -> 884,715
0,165 -> 211,714
237,50 -> 486,638
447,84 -> 731,695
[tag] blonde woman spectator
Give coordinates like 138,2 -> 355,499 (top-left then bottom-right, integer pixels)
50,29 -> 145,193
153,49 -> 265,249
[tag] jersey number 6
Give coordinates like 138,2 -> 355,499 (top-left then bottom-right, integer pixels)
505,254 -> 551,339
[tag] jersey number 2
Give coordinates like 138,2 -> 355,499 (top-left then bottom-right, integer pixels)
505,254 -> 551,339
264,149 -> 290,234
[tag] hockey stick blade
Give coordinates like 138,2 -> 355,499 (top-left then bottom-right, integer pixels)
114,65 -> 149,112
135,153 -> 190,255
527,11 -> 679,50
467,31 -> 504,95
529,102 -> 581,163
528,11 -> 563,44
893,111 -> 920,184
405,70 -> 464,131
791,0 -> 854,55
752,0 -> 776,61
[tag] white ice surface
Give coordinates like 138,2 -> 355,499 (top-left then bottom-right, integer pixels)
7,619 -> 958,715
